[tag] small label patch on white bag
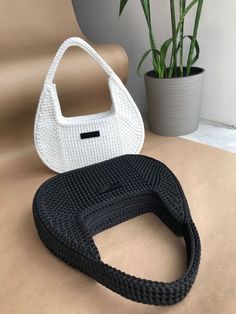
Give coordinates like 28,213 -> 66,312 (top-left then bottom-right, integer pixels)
80,131 -> 100,139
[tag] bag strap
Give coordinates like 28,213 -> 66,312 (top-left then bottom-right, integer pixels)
44,37 -> 115,86
89,222 -> 200,306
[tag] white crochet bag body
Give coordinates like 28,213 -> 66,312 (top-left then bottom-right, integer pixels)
34,37 -> 144,173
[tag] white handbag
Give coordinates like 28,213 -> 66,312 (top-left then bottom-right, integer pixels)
34,37 -> 144,173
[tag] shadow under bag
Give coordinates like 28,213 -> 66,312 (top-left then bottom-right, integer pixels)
33,154 -> 201,306
34,37 -> 144,173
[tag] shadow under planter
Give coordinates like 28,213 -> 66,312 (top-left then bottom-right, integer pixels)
145,67 -> 205,136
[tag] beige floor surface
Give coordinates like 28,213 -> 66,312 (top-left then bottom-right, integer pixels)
1,131 -> 236,314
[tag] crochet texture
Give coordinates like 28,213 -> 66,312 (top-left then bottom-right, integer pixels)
33,154 -> 201,306
34,37 -> 144,173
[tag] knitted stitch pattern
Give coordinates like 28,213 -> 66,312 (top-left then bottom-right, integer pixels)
33,154 -> 201,306
34,37 -> 144,173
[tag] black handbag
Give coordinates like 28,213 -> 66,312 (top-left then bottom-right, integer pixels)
33,154 -> 201,306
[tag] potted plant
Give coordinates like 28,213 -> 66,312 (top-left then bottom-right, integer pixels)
119,0 -> 205,136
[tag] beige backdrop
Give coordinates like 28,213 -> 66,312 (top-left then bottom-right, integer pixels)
0,1 -> 236,314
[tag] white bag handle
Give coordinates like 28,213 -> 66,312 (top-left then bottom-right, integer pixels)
44,37 -> 115,86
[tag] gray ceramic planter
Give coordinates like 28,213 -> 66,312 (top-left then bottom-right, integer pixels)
144,67 -> 204,136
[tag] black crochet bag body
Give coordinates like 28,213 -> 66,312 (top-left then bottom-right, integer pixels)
33,155 -> 201,306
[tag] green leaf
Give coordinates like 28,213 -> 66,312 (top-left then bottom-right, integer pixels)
137,48 -> 160,76
140,0 -> 151,26
160,38 -> 173,68
177,35 -> 200,66
187,36 -> 200,65
119,0 -> 129,16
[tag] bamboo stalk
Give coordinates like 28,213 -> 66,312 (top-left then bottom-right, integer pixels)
140,0 -> 160,76
175,0 -> 199,35
149,28 -> 160,76
179,0 -> 186,77
119,0 -> 203,79
186,0 -> 204,76
168,0 -> 177,78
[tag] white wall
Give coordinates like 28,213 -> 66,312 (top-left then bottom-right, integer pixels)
73,0 -> 236,126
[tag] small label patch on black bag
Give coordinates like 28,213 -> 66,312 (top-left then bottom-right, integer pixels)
98,182 -> 122,194
80,131 -> 100,139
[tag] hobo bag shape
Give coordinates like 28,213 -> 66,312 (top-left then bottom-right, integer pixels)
34,37 -> 145,173
33,155 -> 201,306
